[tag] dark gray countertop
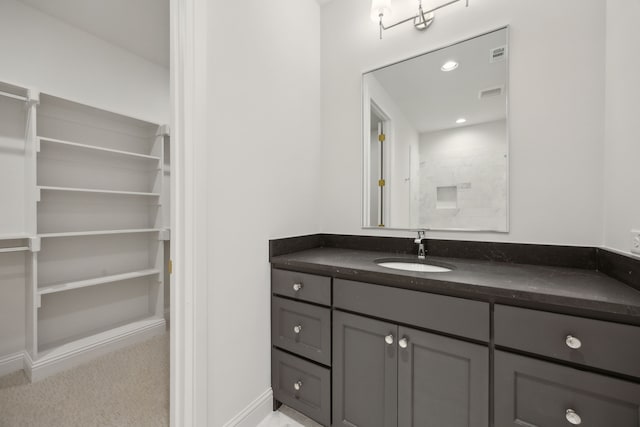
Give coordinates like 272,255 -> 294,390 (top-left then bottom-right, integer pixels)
270,247 -> 640,325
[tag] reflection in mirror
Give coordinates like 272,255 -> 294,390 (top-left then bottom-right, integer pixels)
363,28 -> 509,231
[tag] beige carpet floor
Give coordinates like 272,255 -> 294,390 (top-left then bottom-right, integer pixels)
0,334 -> 169,427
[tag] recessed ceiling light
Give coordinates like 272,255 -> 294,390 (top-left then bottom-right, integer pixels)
456,118 -> 467,124
441,61 -> 459,72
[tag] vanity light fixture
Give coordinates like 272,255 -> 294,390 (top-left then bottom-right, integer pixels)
441,60 -> 459,72
456,118 -> 467,124
372,0 -> 470,39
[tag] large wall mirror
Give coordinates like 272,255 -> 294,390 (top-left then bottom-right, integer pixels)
362,27 -> 509,231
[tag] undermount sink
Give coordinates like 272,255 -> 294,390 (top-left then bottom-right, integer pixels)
375,259 -> 453,273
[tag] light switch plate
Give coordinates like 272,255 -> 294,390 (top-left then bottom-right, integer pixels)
632,230 -> 640,255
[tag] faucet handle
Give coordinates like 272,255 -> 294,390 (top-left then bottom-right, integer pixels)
414,230 -> 426,243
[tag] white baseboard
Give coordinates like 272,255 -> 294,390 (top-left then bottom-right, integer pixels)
25,318 -> 166,382
223,388 -> 273,427
0,351 -> 25,377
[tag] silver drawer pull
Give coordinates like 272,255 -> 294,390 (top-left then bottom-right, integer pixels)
385,334 -> 394,345
398,337 -> 408,349
294,380 -> 303,391
565,409 -> 582,425
565,335 -> 582,350
292,283 -> 303,292
293,325 -> 303,334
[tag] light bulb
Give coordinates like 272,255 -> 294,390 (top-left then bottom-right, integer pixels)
456,118 -> 467,124
371,0 -> 392,22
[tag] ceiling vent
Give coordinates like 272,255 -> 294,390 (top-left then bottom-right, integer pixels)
489,46 -> 506,63
479,86 -> 504,99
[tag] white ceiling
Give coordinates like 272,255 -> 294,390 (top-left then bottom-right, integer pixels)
17,0 -> 169,68
370,29 -> 507,133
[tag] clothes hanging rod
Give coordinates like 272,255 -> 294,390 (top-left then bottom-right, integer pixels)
0,90 -> 28,102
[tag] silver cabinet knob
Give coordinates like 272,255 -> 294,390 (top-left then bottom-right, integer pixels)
566,335 -> 582,350
293,325 -> 302,334
398,337 -> 408,349
292,283 -> 303,292
565,409 -> 582,425
294,380 -> 303,391
385,334 -> 394,345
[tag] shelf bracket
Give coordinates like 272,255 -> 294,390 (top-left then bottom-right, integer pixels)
159,229 -> 171,241
28,237 -> 41,252
36,293 -> 42,308
157,124 -> 171,137
36,188 -> 41,203
26,89 -> 40,107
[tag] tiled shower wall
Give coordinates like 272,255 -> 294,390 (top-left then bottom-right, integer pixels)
412,119 -> 508,230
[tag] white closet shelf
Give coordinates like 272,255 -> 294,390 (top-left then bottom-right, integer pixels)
38,269 -> 161,296
38,186 -> 160,197
0,233 -> 30,240
38,228 -> 161,238
38,137 -> 161,161
36,317 -> 165,359
0,246 -> 29,253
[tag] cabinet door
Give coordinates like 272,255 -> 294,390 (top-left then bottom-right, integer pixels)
333,310 -> 398,427
495,350 -> 640,427
398,327 -> 489,427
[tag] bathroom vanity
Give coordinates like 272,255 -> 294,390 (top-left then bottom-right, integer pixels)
270,235 -> 640,427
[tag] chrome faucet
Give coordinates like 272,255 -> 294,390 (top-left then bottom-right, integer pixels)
414,230 -> 426,259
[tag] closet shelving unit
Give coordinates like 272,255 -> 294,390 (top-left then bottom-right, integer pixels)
6,89 -> 171,381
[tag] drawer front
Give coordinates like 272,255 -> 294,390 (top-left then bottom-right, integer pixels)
272,269 -> 331,306
334,279 -> 490,342
495,304 -> 640,378
272,297 -> 331,366
272,348 -> 331,426
495,351 -> 640,427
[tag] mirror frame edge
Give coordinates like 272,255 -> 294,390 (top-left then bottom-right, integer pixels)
360,25 -> 512,233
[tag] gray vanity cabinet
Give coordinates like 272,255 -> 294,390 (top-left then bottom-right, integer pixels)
272,266 -> 640,427
332,310 -> 398,427
332,310 -> 489,427
397,326 -> 489,427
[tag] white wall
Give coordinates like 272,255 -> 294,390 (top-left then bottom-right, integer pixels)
0,0 -> 170,124
320,0 -> 605,246
0,97 -> 27,236
416,120 -> 507,230
204,0 -> 322,424
603,0 -> 640,257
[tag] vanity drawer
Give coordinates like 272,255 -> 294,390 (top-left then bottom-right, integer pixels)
334,279 -> 490,342
272,269 -> 331,306
495,350 -> 640,427
272,297 -> 331,366
272,348 -> 331,426
494,304 -> 640,378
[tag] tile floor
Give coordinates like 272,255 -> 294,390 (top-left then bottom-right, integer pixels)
257,405 -> 324,427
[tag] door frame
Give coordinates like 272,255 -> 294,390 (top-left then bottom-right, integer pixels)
362,90 -> 393,229
170,0 -> 210,425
